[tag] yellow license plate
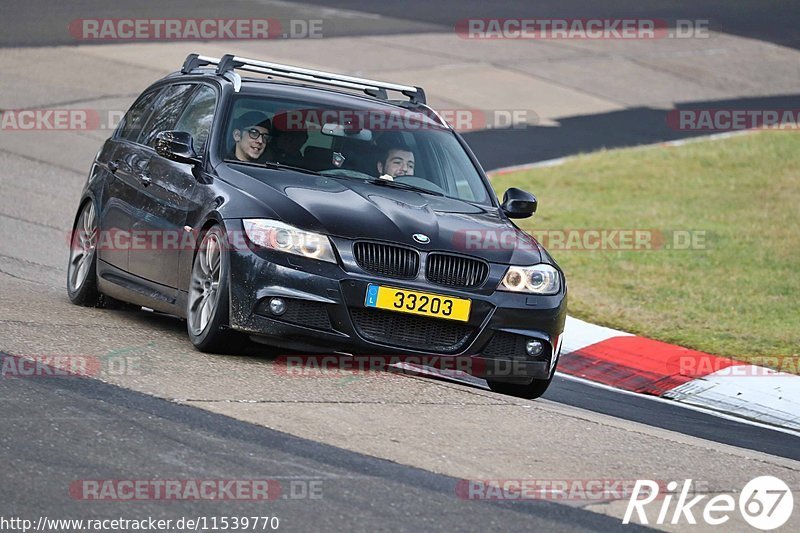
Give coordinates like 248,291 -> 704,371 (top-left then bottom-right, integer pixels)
364,284 -> 471,322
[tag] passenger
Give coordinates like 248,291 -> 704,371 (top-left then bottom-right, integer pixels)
266,127 -> 308,166
229,112 -> 271,162
376,143 -> 415,179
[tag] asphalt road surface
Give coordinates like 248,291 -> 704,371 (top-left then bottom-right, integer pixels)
4,0 -> 799,48
1,355 -> 649,532
4,1 -> 798,169
1,114 -> 797,531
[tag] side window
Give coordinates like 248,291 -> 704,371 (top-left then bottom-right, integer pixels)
422,138 -> 456,196
138,84 -> 195,147
173,86 -> 217,156
118,89 -> 161,142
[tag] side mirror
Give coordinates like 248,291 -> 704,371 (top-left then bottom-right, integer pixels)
501,187 -> 537,218
155,131 -> 201,165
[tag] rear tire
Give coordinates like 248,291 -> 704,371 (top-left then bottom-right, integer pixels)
187,225 -> 246,354
66,201 -> 102,306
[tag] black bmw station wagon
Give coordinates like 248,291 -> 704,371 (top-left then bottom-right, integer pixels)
67,54 -> 567,398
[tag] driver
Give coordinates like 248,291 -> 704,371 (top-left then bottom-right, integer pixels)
376,143 -> 415,179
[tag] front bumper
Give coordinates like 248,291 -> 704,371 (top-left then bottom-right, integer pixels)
225,221 -> 567,383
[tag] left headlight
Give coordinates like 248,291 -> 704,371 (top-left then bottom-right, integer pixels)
498,264 -> 560,295
242,219 -> 336,263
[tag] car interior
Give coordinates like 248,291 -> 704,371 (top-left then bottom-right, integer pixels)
222,97 -> 489,204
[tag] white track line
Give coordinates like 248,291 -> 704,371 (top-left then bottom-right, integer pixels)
393,362 -> 800,437
558,373 -> 800,438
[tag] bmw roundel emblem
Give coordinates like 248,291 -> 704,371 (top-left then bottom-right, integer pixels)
413,233 -> 430,244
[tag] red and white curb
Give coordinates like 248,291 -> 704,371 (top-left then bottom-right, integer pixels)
561,317 -> 800,431
401,316 -> 799,432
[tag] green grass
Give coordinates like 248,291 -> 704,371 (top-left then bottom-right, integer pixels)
491,131 -> 800,363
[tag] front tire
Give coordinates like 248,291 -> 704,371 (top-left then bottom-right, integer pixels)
187,225 -> 244,353
487,353 -> 560,400
66,201 -> 101,306
487,374 -> 554,399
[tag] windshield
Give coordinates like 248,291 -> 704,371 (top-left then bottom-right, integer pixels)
219,95 -> 493,205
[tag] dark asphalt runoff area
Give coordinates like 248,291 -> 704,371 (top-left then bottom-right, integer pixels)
4,1 -> 798,169
297,0 -> 800,49
5,0 -> 799,49
292,1 -> 800,168
0,353 -> 652,533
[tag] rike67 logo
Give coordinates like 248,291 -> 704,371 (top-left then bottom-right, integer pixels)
624,476 -> 794,530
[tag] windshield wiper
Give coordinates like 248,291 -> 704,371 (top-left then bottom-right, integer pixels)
262,161 -> 321,176
364,178 -> 444,196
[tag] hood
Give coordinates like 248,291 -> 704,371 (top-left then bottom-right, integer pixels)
223,166 -> 543,265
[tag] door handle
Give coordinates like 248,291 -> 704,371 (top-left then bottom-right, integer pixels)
108,160 -> 119,173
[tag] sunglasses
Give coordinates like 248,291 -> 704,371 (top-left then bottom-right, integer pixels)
245,128 -> 270,141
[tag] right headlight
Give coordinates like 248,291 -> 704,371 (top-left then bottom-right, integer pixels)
242,219 -> 336,263
498,264 -> 560,295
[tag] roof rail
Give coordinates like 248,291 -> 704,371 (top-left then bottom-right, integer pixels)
180,53 -> 426,105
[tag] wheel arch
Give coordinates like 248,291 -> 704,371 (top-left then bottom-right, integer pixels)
177,212 -> 228,294
70,194 -> 97,232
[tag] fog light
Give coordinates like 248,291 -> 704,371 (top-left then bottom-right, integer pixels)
525,339 -> 544,357
269,298 -> 287,316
